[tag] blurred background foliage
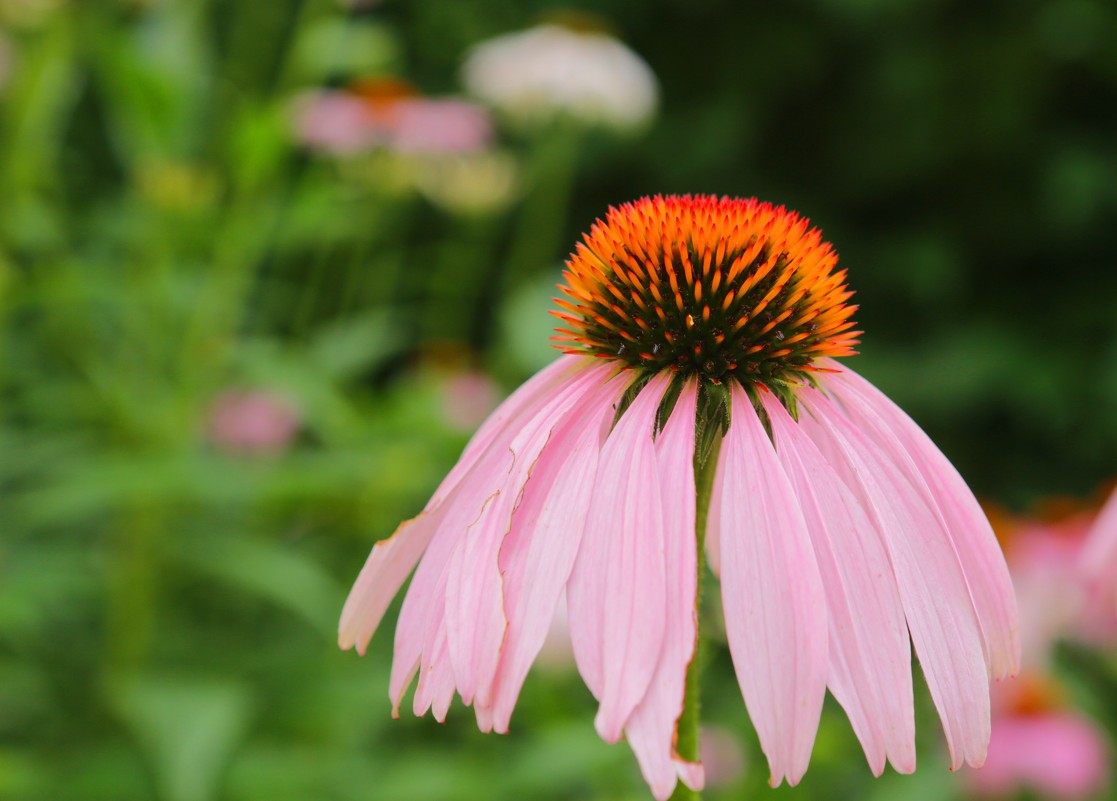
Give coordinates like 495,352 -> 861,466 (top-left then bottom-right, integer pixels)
1,0 -> 1116,799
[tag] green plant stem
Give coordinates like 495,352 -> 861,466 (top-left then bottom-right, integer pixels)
669,435 -> 722,801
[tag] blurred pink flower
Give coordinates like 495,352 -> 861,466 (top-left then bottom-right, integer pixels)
208,390 -> 300,456
1081,484 -> 1117,611
389,98 -> 493,155
338,196 -> 1020,800
439,371 -> 501,432
996,496 -> 1117,664
971,700 -> 1107,800
291,87 -> 492,157
700,726 -> 746,789
291,90 -> 376,154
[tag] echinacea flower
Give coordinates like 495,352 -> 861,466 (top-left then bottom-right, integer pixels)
1080,484 -> 1117,609
993,499 -> 1117,665
208,389 -> 300,456
461,23 -> 658,131
340,195 -> 1019,799
968,675 -> 1108,800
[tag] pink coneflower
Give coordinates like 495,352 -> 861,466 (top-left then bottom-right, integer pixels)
290,89 -> 377,154
991,497 -> 1117,662
388,98 -> 493,155
968,675 -> 1108,800
1081,484 -> 1117,610
339,195 -> 1019,799
207,389 -> 300,456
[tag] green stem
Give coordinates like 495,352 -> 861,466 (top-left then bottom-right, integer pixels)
669,435 -> 722,801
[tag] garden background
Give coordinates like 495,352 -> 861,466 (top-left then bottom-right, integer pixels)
2,0 -> 1116,799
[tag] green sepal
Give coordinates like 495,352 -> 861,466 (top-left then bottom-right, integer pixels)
694,379 -> 730,468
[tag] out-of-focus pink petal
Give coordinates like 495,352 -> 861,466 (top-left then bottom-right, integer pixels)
801,388 -> 990,770
444,363 -> 615,708
968,712 -> 1108,800
290,90 -> 376,153
485,374 -> 623,732
568,375 -> 669,743
626,380 -> 705,800
763,394 -> 915,775
718,386 -> 828,787
1081,486 -> 1117,592
389,98 -> 494,154
824,364 -> 1020,681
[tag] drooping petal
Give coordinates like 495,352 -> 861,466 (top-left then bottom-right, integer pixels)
412,614 -> 456,723
436,354 -> 586,506
800,387 -> 990,770
718,386 -> 828,787
823,364 -> 1020,681
568,374 -> 669,742
341,356 -> 586,659
485,375 -> 624,732
391,358 -> 606,713
338,512 -> 440,655
389,491 -> 493,714
626,380 -> 705,800
762,394 -> 915,775
444,363 -> 616,708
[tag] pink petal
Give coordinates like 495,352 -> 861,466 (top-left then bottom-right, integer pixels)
824,364 -> 1020,680
436,355 -> 586,507
386,493 -> 487,710
718,385 -> 828,787
412,617 -> 456,723
800,388 -> 990,770
338,512 -> 439,655
389,357 -> 600,713
485,375 -> 624,732
444,363 -> 615,708
568,375 -> 670,742
341,355 -> 584,659
762,394 -> 915,775
626,380 -> 705,800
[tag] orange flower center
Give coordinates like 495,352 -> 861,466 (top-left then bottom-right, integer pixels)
552,195 -> 860,387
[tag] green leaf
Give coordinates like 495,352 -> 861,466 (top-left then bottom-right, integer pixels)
109,676 -> 253,801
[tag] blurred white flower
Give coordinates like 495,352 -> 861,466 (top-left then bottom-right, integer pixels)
462,24 -> 658,132
412,151 -> 519,215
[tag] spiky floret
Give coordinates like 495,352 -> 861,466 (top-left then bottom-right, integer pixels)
552,195 -> 860,393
